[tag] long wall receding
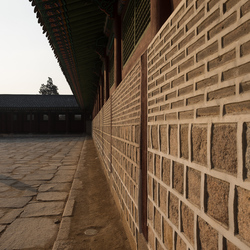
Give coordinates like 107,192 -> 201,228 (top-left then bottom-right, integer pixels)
93,0 -> 250,249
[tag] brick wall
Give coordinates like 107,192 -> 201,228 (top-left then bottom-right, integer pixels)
147,0 -> 250,249
93,61 -> 141,246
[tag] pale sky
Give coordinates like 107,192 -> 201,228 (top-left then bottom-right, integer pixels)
0,0 -> 73,95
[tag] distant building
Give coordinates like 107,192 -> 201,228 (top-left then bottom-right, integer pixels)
0,95 -> 85,134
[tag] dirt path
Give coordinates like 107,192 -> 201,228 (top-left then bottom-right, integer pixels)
54,137 -> 132,250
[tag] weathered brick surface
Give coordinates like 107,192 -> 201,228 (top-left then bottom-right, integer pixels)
205,175 -> 230,226
169,192 -> 179,227
180,124 -> 189,159
192,125 -> 207,166
236,187 -> 250,244
93,0 -> 250,248
181,202 -> 194,245
162,157 -> 171,186
187,167 -> 201,207
211,124 -> 237,175
169,125 -> 178,156
173,161 -> 184,194
163,219 -> 173,249
198,217 -> 218,249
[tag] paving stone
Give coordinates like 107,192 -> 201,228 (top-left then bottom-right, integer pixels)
51,175 -> 74,183
21,202 -> 64,217
37,192 -> 68,201
0,218 -> 58,249
0,197 -> 31,208
22,173 -> 54,181
39,183 -> 71,192
0,208 -> 23,224
0,225 -> 6,234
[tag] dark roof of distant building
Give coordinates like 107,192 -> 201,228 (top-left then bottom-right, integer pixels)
0,95 -> 80,111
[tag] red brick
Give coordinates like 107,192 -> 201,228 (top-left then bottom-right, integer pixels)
156,75 -> 164,86
187,35 -> 205,55
155,154 -> 161,179
179,30 -> 195,50
160,23 -> 170,38
224,0 -> 240,13
240,40 -> 250,57
160,125 -> 168,154
163,219 -> 173,249
169,192 -> 179,227
153,178 -> 158,203
241,0 -> 250,16
159,185 -> 167,214
240,81 -> 250,93
208,49 -> 236,71
196,0 -> 205,9
208,0 -> 218,10
179,56 -> 194,72
187,167 -> 201,207
178,6 -> 195,27
198,217 -> 218,249
205,175 -> 230,226
181,202 -> 194,245
192,124 -> 207,166
208,85 -> 235,101
162,157 -> 171,186
236,186 -> 250,244
173,161 -> 184,195
148,225 -> 155,250
172,100 -> 184,109
166,112 -> 178,120
152,125 -> 159,149
186,94 -> 204,106
165,46 -> 178,60
148,175 -> 153,199
176,234 -> 187,250
148,152 -> 154,174
171,75 -> 185,88
187,65 -> 205,80
160,62 -> 170,74
154,207 -> 162,237
222,62 -> 250,81
197,106 -> 220,117
243,123 -> 250,180
208,12 -> 237,40
171,51 -> 185,66
186,8 -> 205,31
160,42 -> 170,56
211,123 -> 237,175
164,26 -> 176,43
170,125 -> 178,156
179,84 -> 193,96
161,82 -> 170,92
180,124 -> 189,159
196,41 -> 218,62
179,110 -> 194,120
172,4 -> 185,25
172,28 -> 184,45
165,68 -> 177,80
223,19 -> 250,47
224,100 -> 250,115
225,239 -> 241,250
148,199 -> 154,222
196,74 -> 218,90
166,91 -> 177,100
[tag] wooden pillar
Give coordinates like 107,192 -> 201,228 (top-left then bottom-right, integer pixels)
104,56 -> 109,102
114,10 -> 122,88
150,0 -> 172,36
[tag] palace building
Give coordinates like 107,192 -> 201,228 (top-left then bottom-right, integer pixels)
30,0 -> 250,249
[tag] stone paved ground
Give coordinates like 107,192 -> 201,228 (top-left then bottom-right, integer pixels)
0,136 -> 84,249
